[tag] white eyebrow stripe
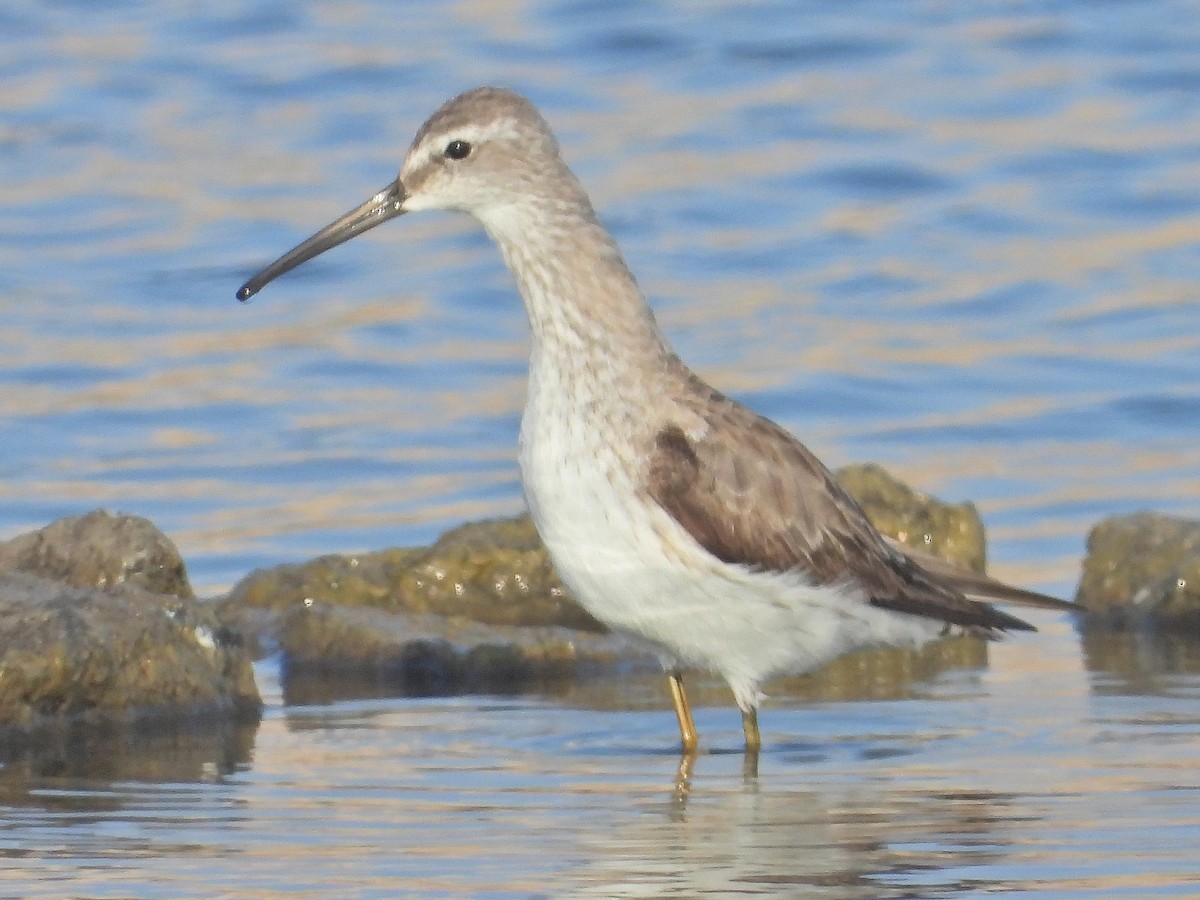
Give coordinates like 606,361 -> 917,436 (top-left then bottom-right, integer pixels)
403,118 -> 521,179
449,119 -> 522,146
430,119 -> 521,155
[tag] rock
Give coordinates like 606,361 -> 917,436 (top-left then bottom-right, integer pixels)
220,514 -> 604,655
277,600 -> 644,694
0,510 -> 260,738
1075,512 -> 1200,628
0,571 -> 260,737
0,509 -> 194,600
836,463 -> 987,573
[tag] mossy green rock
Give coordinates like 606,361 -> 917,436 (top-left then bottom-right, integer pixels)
0,572 -> 260,735
836,463 -> 987,573
1076,512 -> 1200,628
0,509 -> 194,600
278,601 -> 638,691
226,514 -> 602,631
0,511 -> 260,737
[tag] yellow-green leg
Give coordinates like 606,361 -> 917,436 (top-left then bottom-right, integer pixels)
667,670 -> 698,754
741,707 -> 761,754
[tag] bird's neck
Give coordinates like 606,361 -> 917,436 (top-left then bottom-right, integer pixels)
478,191 -> 669,376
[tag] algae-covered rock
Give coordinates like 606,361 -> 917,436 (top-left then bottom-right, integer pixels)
277,600 -> 641,691
836,463 -> 987,574
0,572 -> 260,736
226,550 -> 417,611
220,515 -> 609,683
0,509 -> 194,600
1075,512 -> 1200,629
224,514 -> 602,632
395,516 -> 599,629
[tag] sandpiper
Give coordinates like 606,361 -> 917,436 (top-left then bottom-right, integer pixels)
238,87 -> 1074,754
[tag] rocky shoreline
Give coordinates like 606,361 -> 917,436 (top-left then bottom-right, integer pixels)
1,464 -> 1196,740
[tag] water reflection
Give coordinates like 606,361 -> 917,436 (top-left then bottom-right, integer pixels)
1082,628 -> 1200,696
279,631 -> 991,711
575,769 -> 1055,898
0,717 -> 257,801
0,623 -> 1196,896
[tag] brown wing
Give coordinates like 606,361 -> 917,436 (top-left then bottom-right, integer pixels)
645,368 -> 1059,633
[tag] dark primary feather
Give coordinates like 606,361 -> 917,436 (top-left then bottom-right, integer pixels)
891,539 -> 1077,613
645,362 -> 1072,633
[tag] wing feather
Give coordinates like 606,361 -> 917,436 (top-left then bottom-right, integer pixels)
645,368 -> 1072,633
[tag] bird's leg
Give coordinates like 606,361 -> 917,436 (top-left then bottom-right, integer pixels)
742,750 -> 759,781
741,706 -> 762,754
667,670 -> 698,754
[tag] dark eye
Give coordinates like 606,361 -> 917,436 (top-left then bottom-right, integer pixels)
444,140 -> 472,160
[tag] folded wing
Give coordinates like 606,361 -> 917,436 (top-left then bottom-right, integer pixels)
645,366 -> 1074,634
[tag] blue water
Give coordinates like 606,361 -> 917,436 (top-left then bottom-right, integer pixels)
2,0 -> 1197,595
1,2 -> 1199,896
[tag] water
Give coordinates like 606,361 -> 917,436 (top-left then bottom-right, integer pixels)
3,624 -> 1198,897
1,0 -> 1199,895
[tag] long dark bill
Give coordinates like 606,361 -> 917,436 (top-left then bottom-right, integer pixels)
236,181 -> 407,301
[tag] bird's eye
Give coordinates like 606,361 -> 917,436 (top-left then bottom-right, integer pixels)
444,140 -> 472,160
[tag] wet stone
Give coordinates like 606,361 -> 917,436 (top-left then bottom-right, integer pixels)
836,463 -> 987,573
0,509 -> 194,600
220,514 -> 605,656
277,600 -> 642,692
0,572 -> 261,738
1075,512 -> 1200,629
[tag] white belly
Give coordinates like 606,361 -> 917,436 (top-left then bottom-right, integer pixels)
518,394 -> 944,710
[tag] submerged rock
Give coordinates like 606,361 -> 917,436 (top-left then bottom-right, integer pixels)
1075,512 -> 1200,629
223,464 -> 1001,691
0,511 -> 260,739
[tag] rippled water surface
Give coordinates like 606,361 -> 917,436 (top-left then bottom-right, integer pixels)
2,0 -> 1199,896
